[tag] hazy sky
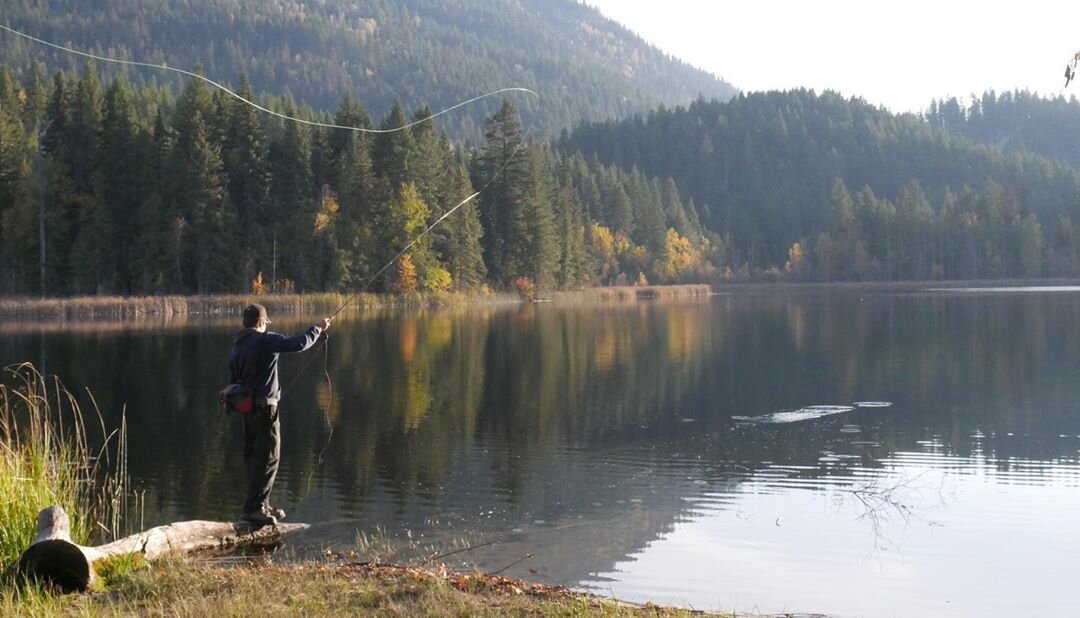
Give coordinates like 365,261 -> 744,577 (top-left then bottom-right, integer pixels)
585,0 -> 1080,114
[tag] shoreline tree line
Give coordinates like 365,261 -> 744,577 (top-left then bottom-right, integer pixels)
0,63 -> 712,297
564,90 -> 1080,281
9,64 -> 1080,298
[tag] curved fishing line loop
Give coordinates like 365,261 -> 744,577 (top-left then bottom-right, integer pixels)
0,23 -> 538,134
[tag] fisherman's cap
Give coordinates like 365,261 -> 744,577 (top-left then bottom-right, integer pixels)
243,303 -> 271,327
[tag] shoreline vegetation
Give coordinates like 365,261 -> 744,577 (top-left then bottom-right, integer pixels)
0,285 -> 714,321
0,363 -> 723,616
0,364 -> 128,570
4,279 -> 1080,322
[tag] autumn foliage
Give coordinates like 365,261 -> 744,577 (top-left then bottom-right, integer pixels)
395,255 -> 418,295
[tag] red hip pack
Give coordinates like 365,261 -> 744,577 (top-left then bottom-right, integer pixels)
219,383 -> 254,413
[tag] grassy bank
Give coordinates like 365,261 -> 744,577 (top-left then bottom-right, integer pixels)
2,558 -> 726,617
0,363 -> 127,568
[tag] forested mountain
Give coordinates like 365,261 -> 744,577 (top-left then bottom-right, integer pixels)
563,90 -> 1080,280
0,64 -> 712,297
927,91 -> 1080,167
0,0 -> 736,140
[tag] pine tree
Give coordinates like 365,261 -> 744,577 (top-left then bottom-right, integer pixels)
554,159 -> 588,288
573,155 -> 601,224
372,101 -> 412,193
477,99 -> 530,285
525,147 -> 557,290
598,165 -> 633,236
170,78 -> 232,292
186,112 -> 233,292
427,134 -> 459,272
895,179 -> 933,279
21,63 -> 48,131
268,102 -> 315,289
65,64 -> 107,294
65,63 -> 102,195
41,72 -> 67,157
131,110 -> 174,292
0,68 -> 19,115
1018,214 -> 1043,277
223,74 -> 271,284
633,170 -> 666,256
0,97 -> 33,293
443,162 -> 486,290
661,177 -> 691,237
828,177 -> 855,279
408,105 -> 444,206
339,126 -> 377,287
322,96 -> 370,194
100,77 -> 146,292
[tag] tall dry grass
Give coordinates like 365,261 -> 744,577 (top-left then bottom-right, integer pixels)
550,284 -> 714,303
0,290 -> 508,321
0,363 -> 129,569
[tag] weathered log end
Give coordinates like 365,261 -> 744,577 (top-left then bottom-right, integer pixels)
14,506 -> 94,592
14,506 -> 310,592
17,539 -> 94,592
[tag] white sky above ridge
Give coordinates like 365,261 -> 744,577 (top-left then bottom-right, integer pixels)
584,0 -> 1080,114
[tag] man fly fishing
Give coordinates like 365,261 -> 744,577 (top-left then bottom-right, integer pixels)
228,303 -> 333,527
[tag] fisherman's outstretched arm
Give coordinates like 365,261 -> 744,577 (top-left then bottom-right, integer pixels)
263,317 -> 333,353
263,325 -> 323,353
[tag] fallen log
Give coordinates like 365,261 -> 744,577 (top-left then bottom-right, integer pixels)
12,505 -> 308,592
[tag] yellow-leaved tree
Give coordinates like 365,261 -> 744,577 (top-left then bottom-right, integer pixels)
663,228 -> 701,282
589,223 -> 619,282
395,254 -> 418,295
785,242 -> 806,276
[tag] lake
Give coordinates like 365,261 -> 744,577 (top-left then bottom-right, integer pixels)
3,287 -> 1079,617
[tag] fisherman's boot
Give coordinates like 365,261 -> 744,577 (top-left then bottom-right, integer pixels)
241,509 -> 277,528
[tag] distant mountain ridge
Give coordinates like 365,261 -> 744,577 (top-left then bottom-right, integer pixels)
0,0 -> 737,139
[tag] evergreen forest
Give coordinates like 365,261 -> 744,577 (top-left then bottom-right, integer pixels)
564,90 -> 1080,281
7,49 -> 1080,294
0,64 -> 713,296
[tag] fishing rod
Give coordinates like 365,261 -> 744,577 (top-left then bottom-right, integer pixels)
285,134 -> 532,393
331,151 -> 527,319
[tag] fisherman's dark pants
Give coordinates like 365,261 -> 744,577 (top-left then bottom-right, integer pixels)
242,404 -> 279,514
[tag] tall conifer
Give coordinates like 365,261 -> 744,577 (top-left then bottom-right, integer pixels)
478,99 -> 530,285
224,74 -> 270,282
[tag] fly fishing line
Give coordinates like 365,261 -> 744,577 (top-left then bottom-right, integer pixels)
0,23 -> 538,134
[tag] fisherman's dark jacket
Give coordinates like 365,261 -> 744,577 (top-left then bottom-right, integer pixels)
228,326 -> 323,405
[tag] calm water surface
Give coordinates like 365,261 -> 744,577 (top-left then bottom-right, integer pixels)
3,288 -> 1080,617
